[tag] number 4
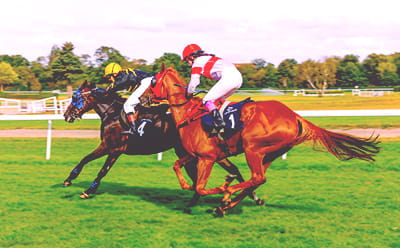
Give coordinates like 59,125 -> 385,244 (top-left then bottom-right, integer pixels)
137,121 -> 147,136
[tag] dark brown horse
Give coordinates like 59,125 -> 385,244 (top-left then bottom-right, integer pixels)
151,66 -> 381,216
63,81 -> 260,206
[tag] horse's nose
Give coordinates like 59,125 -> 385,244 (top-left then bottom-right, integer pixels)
64,114 -> 74,123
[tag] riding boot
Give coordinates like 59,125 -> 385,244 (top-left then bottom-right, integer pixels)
121,113 -> 137,136
210,109 -> 226,133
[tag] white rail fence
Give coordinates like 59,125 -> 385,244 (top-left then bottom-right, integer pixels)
0,87 -> 396,114
293,88 -> 393,97
1,109 -> 400,160
0,97 -> 71,114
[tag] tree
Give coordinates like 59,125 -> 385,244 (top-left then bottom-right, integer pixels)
0,62 -> 19,91
0,55 -> 42,90
31,60 -> 53,90
390,53 -> 400,77
263,63 -> 279,88
295,58 -> 337,96
153,53 -> 189,80
237,63 -> 258,88
362,53 -> 388,85
376,62 -> 399,86
277,59 -> 297,88
14,66 -> 41,90
94,46 -> 127,67
50,42 -> 84,94
251,58 -> 267,70
0,55 -> 30,67
336,55 -> 368,87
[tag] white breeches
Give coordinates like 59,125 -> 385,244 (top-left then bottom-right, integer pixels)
123,77 -> 153,114
203,65 -> 242,103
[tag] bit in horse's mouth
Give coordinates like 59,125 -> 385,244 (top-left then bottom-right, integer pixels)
65,117 -> 74,123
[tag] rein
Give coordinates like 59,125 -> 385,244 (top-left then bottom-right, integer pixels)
175,101 -> 208,129
101,99 -> 118,121
155,68 -> 208,129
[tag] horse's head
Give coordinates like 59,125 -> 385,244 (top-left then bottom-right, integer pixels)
151,64 -> 188,102
64,81 -> 97,122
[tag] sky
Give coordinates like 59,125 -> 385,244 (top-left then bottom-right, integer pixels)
1,0 -> 399,65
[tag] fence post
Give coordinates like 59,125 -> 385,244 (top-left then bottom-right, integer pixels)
46,120 -> 52,160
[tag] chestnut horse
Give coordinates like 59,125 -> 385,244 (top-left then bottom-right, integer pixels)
63,81 -> 258,206
151,66 -> 380,216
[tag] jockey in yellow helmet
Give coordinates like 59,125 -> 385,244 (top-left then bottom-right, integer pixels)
103,62 -> 154,136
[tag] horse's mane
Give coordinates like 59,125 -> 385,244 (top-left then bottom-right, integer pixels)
95,92 -> 126,105
107,92 -> 126,104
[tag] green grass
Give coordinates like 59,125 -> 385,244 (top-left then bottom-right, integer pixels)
229,92 -> 400,110
0,138 -> 399,248
1,116 -> 399,130
0,119 -> 102,130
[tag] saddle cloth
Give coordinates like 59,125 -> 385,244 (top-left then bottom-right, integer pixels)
201,98 -> 253,139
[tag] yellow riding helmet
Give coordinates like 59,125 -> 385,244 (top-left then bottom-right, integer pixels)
104,63 -> 122,76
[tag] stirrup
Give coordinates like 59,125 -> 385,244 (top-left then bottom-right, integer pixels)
121,127 -> 137,136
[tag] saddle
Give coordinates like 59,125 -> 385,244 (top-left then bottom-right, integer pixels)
201,98 -> 253,139
120,104 -> 170,136
176,98 -> 253,139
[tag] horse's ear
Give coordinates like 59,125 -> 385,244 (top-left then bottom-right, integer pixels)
169,63 -> 175,69
81,80 -> 88,87
82,80 -> 95,89
161,63 -> 166,72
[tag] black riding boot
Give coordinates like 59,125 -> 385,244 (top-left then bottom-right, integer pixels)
121,113 -> 137,136
210,109 -> 226,132
121,122 -> 137,136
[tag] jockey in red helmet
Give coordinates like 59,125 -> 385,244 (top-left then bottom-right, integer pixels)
182,44 -> 243,134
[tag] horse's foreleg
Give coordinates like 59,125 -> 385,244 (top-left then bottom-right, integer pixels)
180,157 -> 202,207
195,159 -> 226,196
173,155 -> 195,190
80,152 -> 122,199
63,146 -> 107,187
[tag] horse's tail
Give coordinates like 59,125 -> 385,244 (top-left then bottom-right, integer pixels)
296,116 -> 381,162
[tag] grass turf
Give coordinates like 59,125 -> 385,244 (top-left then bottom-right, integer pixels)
0,138 -> 398,248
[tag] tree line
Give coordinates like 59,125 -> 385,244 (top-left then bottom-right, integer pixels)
0,42 -> 399,94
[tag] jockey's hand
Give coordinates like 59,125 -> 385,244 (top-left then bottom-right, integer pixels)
91,87 -> 107,98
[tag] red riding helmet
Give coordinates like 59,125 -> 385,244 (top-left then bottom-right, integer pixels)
182,44 -> 202,61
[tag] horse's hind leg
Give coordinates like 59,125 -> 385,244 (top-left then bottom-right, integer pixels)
63,146 -> 107,187
215,185 -> 260,217
80,152 -> 122,199
216,158 -> 263,205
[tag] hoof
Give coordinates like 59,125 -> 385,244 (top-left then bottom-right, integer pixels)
79,192 -> 91,199
224,174 -> 237,183
186,202 -> 197,208
62,181 -> 72,187
256,199 -> 265,206
183,208 -> 192,214
222,198 -> 232,207
213,207 -> 226,217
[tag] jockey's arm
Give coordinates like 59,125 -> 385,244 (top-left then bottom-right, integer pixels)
187,67 -> 202,94
107,71 -> 130,93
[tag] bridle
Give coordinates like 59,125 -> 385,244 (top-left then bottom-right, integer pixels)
69,89 -> 92,119
153,68 -> 191,107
